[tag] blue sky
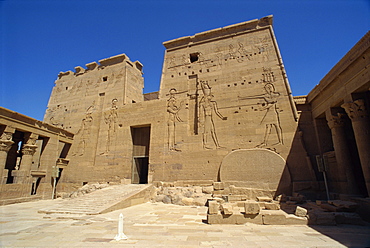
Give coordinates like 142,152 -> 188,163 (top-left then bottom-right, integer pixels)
1,0 -> 369,121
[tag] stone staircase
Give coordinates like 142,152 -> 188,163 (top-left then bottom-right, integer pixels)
39,184 -> 154,215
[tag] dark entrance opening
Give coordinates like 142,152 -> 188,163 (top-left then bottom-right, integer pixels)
131,126 -> 151,184
133,157 -> 149,184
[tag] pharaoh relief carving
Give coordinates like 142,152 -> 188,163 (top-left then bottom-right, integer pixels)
104,98 -> 118,154
74,102 -> 95,156
199,81 -> 227,149
239,82 -> 283,147
167,89 -> 184,151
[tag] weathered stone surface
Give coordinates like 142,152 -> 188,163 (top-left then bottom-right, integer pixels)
213,182 -> 224,190
262,210 -> 287,225
181,197 -> 194,206
220,149 -> 290,192
220,203 -> 234,215
208,201 -> 219,214
265,202 -> 280,210
285,215 -> 308,225
295,206 -> 308,217
244,201 -> 260,214
202,186 -> 213,194
257,196 -> 273,202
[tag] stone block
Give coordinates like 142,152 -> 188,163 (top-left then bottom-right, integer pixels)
241,213 -> 263,224
181,197 -> 194,206
257,196 -> 272,202
213,182 -> 224,190
207,213 -> 223,224
285,215 -> 308,225
220,203 -> 233,215
202,186 -> 214,194
228,195 -> 246,202
262,211 -> 286,225
208,201 -> 219,215
295,206 -> 308,217
193,196 -> 208,206
244,201 -> 260,215
320,203 -> 339,212
258,202 -> 266,208
265,202 -> 280,210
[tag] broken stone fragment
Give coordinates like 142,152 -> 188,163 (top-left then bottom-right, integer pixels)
220,203 -> 233,215
295,206 -> 308,217
244,201 -> 260,215
202,186 -> 214,194
257,196 -> 272,202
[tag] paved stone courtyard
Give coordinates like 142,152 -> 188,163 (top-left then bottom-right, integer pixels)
1,199 -> 370,247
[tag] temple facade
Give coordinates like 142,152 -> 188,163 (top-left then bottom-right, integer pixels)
0,16 -> 369,204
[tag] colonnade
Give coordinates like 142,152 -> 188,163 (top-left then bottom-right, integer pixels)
325,98 -> 370,196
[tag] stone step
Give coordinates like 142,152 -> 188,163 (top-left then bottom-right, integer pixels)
39,184 -> 153,215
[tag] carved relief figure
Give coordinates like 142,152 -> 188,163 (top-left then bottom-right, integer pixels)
199,81 -> 227,149
104,98 -> 118,153
75,113 -> 93,156
74,102 -> 95,156
167,89 -> 183,151
240,83 -> 283,147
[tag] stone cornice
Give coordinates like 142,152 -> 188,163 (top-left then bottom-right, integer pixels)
163,16 -> 273,50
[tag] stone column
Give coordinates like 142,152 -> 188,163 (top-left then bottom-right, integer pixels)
342,99 -> 370,195
0,131 -> 15,184
15,133 -> 38,184
326,112 -> 358,194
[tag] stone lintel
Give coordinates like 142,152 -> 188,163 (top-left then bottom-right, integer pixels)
163,15 -> 273,50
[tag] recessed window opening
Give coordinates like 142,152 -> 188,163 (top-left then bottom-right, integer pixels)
189,53 -> 200,63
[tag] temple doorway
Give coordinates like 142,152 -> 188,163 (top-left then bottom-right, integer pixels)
130,126 -> 150,184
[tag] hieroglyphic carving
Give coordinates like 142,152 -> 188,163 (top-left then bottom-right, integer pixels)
239,83 -> 282,147
104,98 -> 118,153
341,99 -> 368,121
199,81 -> 227,149
167,89 -> 184,151
262,67 -> 275,83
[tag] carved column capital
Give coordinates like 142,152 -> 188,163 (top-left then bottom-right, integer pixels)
327,113 -> 345,129
0,132 -> 15,152
21,144 -> 38,156
341,99 -> 368,121
0,140 -> 14,152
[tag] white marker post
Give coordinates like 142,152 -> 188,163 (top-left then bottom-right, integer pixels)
114,213 -> 128,241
